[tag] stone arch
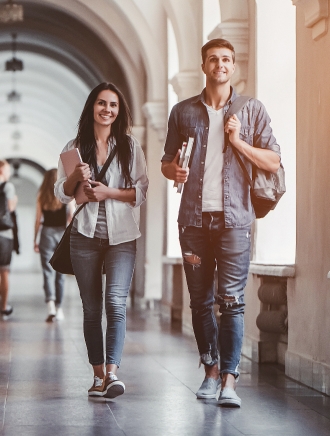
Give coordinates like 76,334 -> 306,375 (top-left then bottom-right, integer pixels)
163,0 -> 201,72
40,0 -> 167,111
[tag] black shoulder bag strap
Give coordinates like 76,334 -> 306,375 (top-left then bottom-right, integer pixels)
0,182 -> 6,194
71,145 -> 117,220
224,96 -> 254,189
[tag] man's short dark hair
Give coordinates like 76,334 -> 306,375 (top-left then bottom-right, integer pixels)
201,39 -> 235,64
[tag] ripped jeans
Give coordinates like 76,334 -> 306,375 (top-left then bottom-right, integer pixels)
179,212 -> 251,378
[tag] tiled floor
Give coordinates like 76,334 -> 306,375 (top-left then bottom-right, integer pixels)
1,273 -> 329,436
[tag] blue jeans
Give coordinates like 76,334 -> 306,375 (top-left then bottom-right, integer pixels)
70,228 -> 136,367
179,212 -> 251,378
39,226 -> 65,306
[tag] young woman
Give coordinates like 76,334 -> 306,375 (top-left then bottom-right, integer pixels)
0,160 -> 17,318
54,82 -> 148,399
34,169 -> 73,322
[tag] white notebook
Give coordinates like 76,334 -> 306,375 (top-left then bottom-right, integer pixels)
60,148 -> 89,204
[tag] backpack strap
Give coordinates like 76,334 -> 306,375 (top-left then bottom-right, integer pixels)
224,96 -> 254,188
223,96 -> 251,153
224,96 -> 251,124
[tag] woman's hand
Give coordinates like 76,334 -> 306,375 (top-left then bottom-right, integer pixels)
64,162 -> 91,197
83,181 -> 110,202
72,162 -> 91,182
225,114 -> 241,146
34,242 -> 39,253
84,181 -> 136,203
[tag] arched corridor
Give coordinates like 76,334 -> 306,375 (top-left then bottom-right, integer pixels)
1,0 -> 330,431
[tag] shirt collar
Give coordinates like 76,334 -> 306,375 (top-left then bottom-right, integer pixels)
192,86 -> 238,108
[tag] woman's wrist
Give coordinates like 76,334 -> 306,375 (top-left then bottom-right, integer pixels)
107,187 -> 116,200
63,179 -> 75,197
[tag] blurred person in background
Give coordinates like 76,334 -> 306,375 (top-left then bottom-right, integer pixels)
0,160 -> 17,319
34,168 -> 74,322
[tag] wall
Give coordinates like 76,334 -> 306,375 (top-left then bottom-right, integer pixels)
242,0 -> 296,367
285,5 -> 330,395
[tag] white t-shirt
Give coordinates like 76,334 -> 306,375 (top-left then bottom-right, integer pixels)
202,105 -> 224,211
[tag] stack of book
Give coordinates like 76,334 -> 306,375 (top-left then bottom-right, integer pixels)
174,137 -> 194,193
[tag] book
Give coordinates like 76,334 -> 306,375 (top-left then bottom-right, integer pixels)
176,137 -> 194,194
173,142 -> 187,189
60,148 -> 89,204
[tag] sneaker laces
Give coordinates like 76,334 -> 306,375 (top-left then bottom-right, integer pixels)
108,372 -> 118,381
93,376 -> 103,387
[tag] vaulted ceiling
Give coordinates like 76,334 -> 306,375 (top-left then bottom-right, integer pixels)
0,1 -> 131,169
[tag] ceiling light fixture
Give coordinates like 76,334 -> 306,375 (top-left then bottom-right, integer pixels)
7,90 -> 21,101
9,114 -> 20,123
5,33 -> 23,71
0,0 -> 23,23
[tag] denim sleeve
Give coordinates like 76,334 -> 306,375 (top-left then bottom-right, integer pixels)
161,105 -> 181,162
253,101 -> 281,158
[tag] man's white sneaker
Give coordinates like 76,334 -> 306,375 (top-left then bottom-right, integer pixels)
218,387 -> 241,407
196,377 -> 221,399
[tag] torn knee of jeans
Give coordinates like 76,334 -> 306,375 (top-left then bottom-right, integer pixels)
199,351 -> 217,367
217,294 -> 240,307
183,251 -> 201,267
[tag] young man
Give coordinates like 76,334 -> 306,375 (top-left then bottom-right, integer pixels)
161,39 -> 280,407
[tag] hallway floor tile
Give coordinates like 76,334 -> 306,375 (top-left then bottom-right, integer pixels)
0,273 -> 329,436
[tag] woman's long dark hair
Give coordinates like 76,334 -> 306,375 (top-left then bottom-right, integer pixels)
75,82 -> 133,187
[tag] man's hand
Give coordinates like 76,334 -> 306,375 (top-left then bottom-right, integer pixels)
225,115 -> 280,173
225,114 -> 241,146
161,150 -> 189,183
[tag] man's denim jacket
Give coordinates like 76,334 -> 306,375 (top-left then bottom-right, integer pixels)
162,87 -> 281,228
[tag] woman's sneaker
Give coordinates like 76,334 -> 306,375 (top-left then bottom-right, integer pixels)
88,376 -> 105,397
55,307 -> 64,321
104,372 -> 125,399
1,305 -> 13,319
46,301 -> 56,322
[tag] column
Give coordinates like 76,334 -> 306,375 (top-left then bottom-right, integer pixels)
170,71 -> 201,102
142,101 -> 167,303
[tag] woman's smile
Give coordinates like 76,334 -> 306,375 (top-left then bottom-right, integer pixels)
93,90 -> 119,127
